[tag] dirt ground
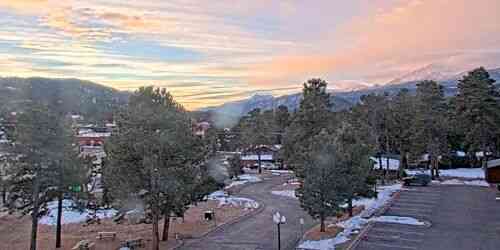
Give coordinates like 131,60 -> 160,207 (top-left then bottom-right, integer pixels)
0,200 -> 250,250
302,205 -> 365,242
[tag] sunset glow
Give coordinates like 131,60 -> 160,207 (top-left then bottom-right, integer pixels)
1,0 -> 500,109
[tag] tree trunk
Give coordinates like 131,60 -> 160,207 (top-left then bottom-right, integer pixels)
1,186 -> 6,205
320,214 -> 326,232
257,150 -> 262,174
435,157 -> 440,178
378,156 -> 385,185
55,191 -> 63,248
399,153 -> 405,178
162,214 -> 170,241
348,198 -> 353,217
152,206 -> 160,250
30,177 -> 41,250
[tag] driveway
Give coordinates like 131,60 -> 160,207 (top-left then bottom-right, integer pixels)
179,173 -> 315,250
353,184 -> 500,250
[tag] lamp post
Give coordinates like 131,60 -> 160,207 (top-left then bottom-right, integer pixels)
273,212 -> 286,250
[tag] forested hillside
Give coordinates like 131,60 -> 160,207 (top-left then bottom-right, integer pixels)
0,77 -> 129,123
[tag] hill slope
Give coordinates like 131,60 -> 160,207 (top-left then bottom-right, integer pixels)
0,77 -> 129,123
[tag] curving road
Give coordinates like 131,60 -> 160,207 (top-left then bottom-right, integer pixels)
179,173 -> 315,250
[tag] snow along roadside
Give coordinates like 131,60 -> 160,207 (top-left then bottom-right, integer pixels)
297,184 -> 405,250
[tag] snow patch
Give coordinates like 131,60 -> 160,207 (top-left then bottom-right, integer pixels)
370,157 -> 399,170
298,184 -> 403,250
372,216 -> 426,226
271,190 -> 297,199
39,200 -> 117,225
406,168 -> 484,179
440,179 -> 490,187
224,174 -> 262,189
270,170 -> 294,174
207,191 -> 259,209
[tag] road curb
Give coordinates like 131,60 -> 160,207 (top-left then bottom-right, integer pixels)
173,183 -> 267,249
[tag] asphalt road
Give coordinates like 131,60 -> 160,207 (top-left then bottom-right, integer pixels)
179,173 -> 315,250
354,184 -> 500,250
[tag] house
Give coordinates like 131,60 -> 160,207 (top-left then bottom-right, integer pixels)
194,121 -> 211,137
240,145 -> 281,168
77,126 -> 111,147
485,158 -> 500,184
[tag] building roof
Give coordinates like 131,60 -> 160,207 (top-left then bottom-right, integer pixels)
487,159 -> 500,168
241,154 -> 274,161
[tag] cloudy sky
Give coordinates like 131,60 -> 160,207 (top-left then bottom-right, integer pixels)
1,0 -> 500,109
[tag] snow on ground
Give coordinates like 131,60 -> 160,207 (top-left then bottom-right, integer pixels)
371,216 -> 425,226
406,168 -> 484,179
298,184 -> 403,250
271,190 -> 297,199
270,170 -> 294,174
440,179 -> 490,187
207,191 -> 259,209
224,174 -> 262,189
39,200 -> 117,225
370,157 -> 399,170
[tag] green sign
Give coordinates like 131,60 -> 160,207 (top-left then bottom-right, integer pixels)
68,185 -> 82,192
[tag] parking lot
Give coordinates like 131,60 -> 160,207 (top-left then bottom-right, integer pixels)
353,184 -> 500,250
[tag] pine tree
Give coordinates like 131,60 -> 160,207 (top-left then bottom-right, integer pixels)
240,108 -> 274,174
454,67 -> 500,162
283,78 -> 332,176
297,130 -> 343,232
52,118 -> 88,249
413,80 -> 448,178
350,94 -> 392,182
275,105 -> 290,145
386,89 -> 415,177
9,104 -> 62,250
334,121 -> 375,217
105,87 -> 211,248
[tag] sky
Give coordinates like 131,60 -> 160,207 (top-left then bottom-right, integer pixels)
1,0 -> 500,109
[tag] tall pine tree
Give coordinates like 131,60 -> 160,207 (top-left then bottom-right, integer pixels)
413,80 -> 448,178
454,67 -> 500,163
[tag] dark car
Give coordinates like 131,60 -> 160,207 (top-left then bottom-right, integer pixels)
403,173 -> 431,186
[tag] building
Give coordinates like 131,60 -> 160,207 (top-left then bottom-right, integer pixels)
194,121 -> 211,138
240,145 -> 281,168
486,158 -> 500,184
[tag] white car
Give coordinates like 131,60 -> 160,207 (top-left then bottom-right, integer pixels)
262,162 -> 278,170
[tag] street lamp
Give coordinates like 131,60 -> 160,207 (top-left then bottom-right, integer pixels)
273,211 -> 286,250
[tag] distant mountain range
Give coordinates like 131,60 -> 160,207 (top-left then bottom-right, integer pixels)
201,67 -> 500,120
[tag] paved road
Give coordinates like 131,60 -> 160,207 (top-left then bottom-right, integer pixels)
179,174 -> 315,250
354,184 -> 500,250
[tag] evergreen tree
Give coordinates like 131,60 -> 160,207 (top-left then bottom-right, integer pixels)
334,122 -> 375,217
413,80 -> 448,178
240,108 -> 274,174
227,155 -> 243,179
386,89 -> 415,177
454,67 -> 500,162
274,105 -> 290,144
350,94 -> 392,182
297,130 -> 343,232
283,78 -> 332,176
105,87 -> 210,248
8,104 -> 61,250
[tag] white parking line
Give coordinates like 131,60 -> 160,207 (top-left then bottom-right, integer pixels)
393,202 -> 435,208
396,198 -> 439,205
389,206 -> 433,212
371,228 -> 425,236
366,234 -> 423,243
361,241 -> 418,250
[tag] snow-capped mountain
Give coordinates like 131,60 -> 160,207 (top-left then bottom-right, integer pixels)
201,67 -> 500,124
387,63 -> 464,85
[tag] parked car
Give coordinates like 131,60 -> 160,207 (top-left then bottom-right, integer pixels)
403,173 -> 431,186
262,162 -> 278,170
